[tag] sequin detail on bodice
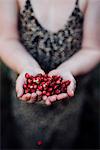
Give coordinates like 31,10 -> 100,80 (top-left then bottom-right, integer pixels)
18,0 -> 84,73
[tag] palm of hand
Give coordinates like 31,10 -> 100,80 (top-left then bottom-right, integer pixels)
43,69 -> 76,105
16,69 -> 76,105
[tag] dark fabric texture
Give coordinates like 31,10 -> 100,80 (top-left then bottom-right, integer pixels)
1,64 -> 100,149
18,0 -> 84,73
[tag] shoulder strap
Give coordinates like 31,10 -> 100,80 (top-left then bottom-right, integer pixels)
75,0 -> 79,6
26,0 -> 31,5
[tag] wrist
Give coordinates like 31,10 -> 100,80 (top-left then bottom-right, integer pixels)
56,66 -> 71,75
56,63 -> 76,77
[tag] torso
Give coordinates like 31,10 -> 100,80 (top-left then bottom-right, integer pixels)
17,0 -> 87,33
17,0 -> 86,73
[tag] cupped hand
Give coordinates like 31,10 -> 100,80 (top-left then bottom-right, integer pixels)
16,67 -> 45,103
43,69 -> 76,106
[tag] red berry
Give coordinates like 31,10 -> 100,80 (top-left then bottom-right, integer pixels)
24,89 -> 29,94
23,74 -> 70,95
61,83 -> 66,88
27,84 -> 31,89
47,76 -> 52,81
30,89 -> 35,93
25,73 -> 30,79
30,75 -> 34,80
37,140 -> 43,146
64,87 -> 67,91
36,76 -> 41,80
33,84 -> 37,89
42,91 -> 46,95
53,75 -> 62,81
27,78 -> 32,84
23,84 -> 27,89
61,87 -> 67,93
40,76 -> 44,81
54,85 -> 58,89
30,85 -> 34,89
65,80 -> 71,86
46,81 -> 50,86
43,78 -> 48,82
55,89 -> 60,94
38,85 -> 43,91
32,77 -> 36,82
46,92 -> 50,97
50,82 -> 55,87
56,79 -> 61,84
52,75 -> 57,80
44,74 -> 48,78
34,79 -> 40,84
41,82 -> 45,86
48,88 -> 53,92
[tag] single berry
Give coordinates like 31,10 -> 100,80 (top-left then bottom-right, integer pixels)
55,89 -> 60,94
48,88 -> 53,92
65,80 -> 71,86
54,85 -> 58,89
27,78 -> 32,84
27,84 -> 31,88
42,91 -> 46,95
56,79 -> 61,84
23,84 -> 27,89
38,85 -> 43,91
25,73 -> 30,79
41,82 -> 45,86
33,84 -> 37,89
37,140 -> 43,146
30,89 -> 35,93
46,92 -> 50,97
24,89 -> 29,94
30,85 -> 34,89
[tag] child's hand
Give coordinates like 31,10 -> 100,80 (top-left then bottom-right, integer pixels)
16,68 -> 45,103
43,69 -> 76,106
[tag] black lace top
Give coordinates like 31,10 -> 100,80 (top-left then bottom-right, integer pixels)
18,0 -> 84,73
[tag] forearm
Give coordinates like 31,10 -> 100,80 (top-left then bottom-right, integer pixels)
0,38 -> 41,74
57,48 -> 100,76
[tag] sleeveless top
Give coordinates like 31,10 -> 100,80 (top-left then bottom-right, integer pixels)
18,0 -> 84,73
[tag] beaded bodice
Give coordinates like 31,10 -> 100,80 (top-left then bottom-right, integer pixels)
18,0 -> 84,73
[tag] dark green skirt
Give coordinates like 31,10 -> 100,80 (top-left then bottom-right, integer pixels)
10,65 -> 100,149
1,63 -> 100,149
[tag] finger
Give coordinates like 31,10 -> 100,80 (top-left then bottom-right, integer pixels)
42,95 -> 48,101
67,80 -> 76,97
16,76 -> 25,98
18,95 -> 25,101
45,99 -> 51,106
27,93 -> 37,103
36,90 -> 42,101
36,90 -> 42,96
31,92 -> 37,99
57,93 -> 68,100
19,93 -> 31,101
49,95 -> 57,102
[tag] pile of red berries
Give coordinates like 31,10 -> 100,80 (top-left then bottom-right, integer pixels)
23,73 -> 71,96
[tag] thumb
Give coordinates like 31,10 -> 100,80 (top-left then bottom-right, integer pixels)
67,79 -> 76,97
16,76 -> 24,98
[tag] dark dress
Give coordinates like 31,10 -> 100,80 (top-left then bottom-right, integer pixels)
9,0 -> 100,149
